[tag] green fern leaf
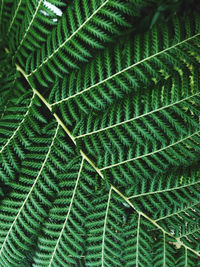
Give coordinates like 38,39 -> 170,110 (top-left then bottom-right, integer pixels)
0,1 -> 200,266
0,122 -> 75,265
26,0 -> 142,86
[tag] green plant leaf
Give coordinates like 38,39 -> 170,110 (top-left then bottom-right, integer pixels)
0,1 -> 200,266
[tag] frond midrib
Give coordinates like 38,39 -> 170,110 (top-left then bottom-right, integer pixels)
128,179 -> 200,200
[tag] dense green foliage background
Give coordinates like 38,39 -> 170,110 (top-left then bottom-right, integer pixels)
0,0 -> 200,266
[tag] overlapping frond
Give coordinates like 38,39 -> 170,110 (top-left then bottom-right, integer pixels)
0,122 -> 76,266
128,166 -> 200,228
67,74 -> 200,188
1,0 -> 26,40
123,214 -> 157,267
123,209 -> 200,266
33,159 -> 97,266
0,51 -> 17,115
0,1 -> 200,266
85,187 -> 125,266
49,14 -> 200,120
0,86 -> 46,183
10,0 -> 65,68
26,0 -> 144,87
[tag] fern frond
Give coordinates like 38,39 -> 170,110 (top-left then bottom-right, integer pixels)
85,187 -> 125,266
26,0 -> 142,86
1,2 -> 200,265
65,76 -> 200,188
50,14 -> 200,119
7,0 -> 25,34
0,52 -> 17,115
100,130 -> 200,188
1,0 -> 26,40
176,248 -> 200,267
126,169 -> 200,235
0,88 -> 46,183
123,214 -> 156,266
126,162 -> 200,198
33,159 -> 97,266
11,0 -> 62,68
0,123 -> 75,265
151,232 -> 176,266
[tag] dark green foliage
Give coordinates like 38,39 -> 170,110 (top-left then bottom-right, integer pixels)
0,0 -> 200,266
0,89 -> 46,183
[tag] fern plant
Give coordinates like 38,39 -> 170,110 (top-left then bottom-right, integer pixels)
0,0 -> 200,266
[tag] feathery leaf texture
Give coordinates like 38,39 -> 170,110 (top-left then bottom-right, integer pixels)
26,0 -> 139,86
0,87 -> 46,183
0,0 -> 200,266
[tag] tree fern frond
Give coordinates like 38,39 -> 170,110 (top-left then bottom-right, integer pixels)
26,0 -> 142,86
66,78 -> 200,187
123,215 -> 155,266
73,81 -> 200,139
131,180 -> 200,229
0,122 -> 76,265
176,248 -> 200,267
33,159 -> 97,266
126,163 -> 200,198
151,232 -> 176,267
99,131 -> 200,188
11,0 -> 61,68
0,52 -> 17,116
49,14 -> 200,115
6,0 -> 24,34
0,89 -> 47,183
1,2 -> 200,265
1,0 -> 26,39
85,187 -> 125,266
